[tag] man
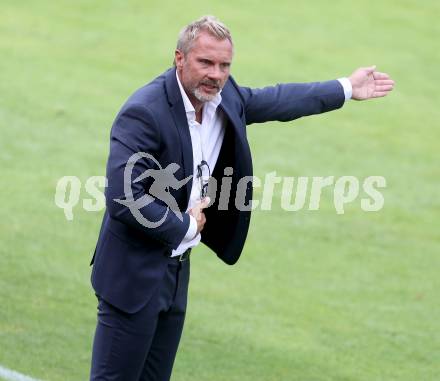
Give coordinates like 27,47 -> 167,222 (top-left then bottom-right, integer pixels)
89,15 -> 394,380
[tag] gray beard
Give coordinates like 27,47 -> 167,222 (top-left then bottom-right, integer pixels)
193,87 -> 217,103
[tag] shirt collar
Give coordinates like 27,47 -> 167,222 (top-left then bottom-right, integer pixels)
175,70 -> 222,117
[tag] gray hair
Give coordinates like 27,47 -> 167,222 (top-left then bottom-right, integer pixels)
176,15 -> 233,55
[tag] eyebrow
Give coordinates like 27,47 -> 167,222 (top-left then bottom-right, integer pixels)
197,58 -> 231,66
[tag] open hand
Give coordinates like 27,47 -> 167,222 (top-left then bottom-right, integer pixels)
349,66 -> 395,100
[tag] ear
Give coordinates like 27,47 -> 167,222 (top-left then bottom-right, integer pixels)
174,49 -> 184,69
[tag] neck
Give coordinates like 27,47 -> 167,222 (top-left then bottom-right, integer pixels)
186,93 -> 204,123
176,69 -> 204,122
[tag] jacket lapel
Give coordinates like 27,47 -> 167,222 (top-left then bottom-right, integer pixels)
165,68 -> 193,208
219,90 -> 253,176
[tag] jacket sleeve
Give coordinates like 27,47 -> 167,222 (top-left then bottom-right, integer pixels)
238,80 -> 346,125
104,103 -> 190,250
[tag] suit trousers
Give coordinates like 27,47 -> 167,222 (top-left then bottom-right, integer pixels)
90,257 -> 190,381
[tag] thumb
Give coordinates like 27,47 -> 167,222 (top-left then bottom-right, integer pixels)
365,65 -> 376,73
200,196 -> 211,209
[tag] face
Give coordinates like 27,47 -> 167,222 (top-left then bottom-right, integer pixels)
175,31 -> 233,106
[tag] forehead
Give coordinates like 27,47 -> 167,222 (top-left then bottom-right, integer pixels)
189,32 -> 233,62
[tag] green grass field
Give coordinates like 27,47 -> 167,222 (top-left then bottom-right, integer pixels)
1,1 -> 439,380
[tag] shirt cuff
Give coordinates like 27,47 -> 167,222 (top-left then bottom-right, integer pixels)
183,214 -> 198,241
337,77 -> 352,101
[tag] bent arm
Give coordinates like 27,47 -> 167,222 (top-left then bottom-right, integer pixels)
105,104 -> 190,250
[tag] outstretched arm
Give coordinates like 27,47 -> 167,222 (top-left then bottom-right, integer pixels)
240,80 -> 346,125
238,65 -> 394,124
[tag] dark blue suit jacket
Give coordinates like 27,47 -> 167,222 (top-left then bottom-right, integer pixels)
91,68 -> 345,313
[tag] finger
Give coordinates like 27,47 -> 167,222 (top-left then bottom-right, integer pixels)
372,91 -> 389,98
200,213 -> 206,225
373,71 -> 391,80
363,65 -> 376,74
189,207 -> 201,220
192,210 -> 201,221
375,84 -> 394,92
375,79 -> 394,86
199,196 -> 211,209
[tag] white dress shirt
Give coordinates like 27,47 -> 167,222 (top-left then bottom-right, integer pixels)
172,73 -> 352,256
171,72 -> 226,256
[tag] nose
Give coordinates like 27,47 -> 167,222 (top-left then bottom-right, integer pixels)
207,65 -> 223,82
